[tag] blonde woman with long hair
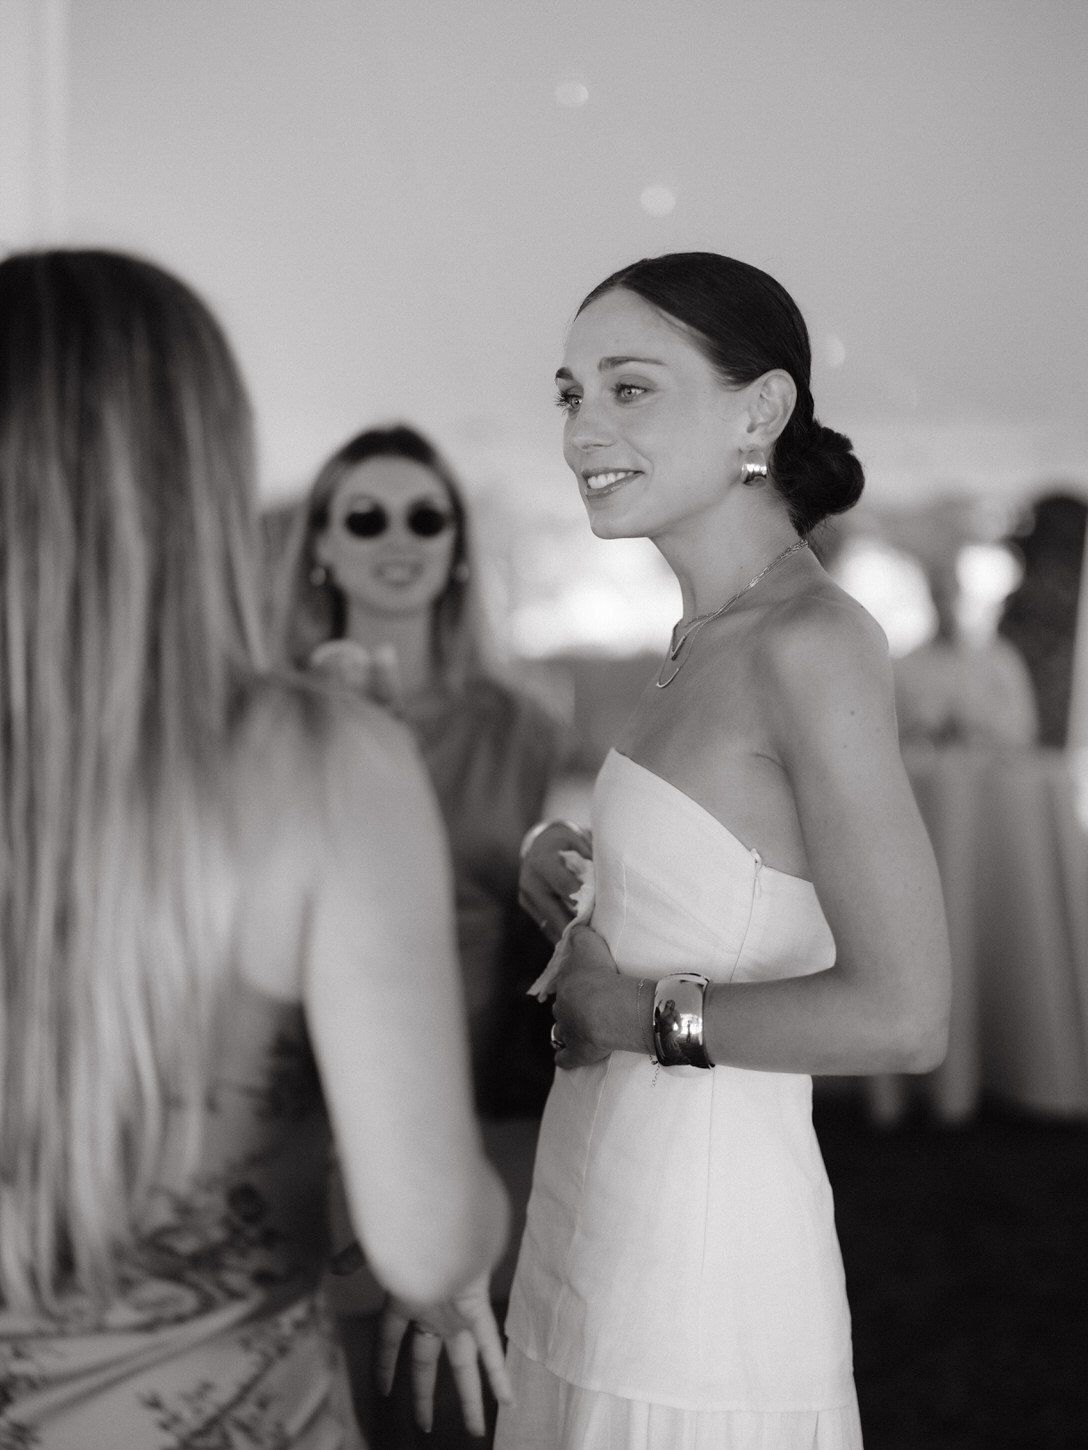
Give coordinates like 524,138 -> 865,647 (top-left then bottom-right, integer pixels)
0,249 -> 509,1447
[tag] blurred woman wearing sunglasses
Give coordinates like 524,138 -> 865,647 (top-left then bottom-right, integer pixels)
276,425 -> 563,1441
277,424 -> 564,1114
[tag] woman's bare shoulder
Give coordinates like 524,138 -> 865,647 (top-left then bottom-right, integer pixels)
751,576 -> 898,761
231,675 -> 428,860
760,574 -> 891,684
228,676 -> 436,998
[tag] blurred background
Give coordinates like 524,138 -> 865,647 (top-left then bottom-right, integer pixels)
4,2 -> 1087,1446
4,0 -> 1088,664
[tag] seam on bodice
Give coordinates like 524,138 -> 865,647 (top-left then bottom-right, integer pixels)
727,852 -> 761,982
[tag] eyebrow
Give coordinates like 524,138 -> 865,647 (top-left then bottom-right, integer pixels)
555,354 -> 667,382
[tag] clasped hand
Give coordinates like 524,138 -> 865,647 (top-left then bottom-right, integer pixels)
518,822 -> 628,1068
550,922 -> 627,1067
377,1272 -> 511,1436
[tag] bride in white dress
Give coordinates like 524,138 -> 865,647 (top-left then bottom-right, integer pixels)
500,252 -> 952,1449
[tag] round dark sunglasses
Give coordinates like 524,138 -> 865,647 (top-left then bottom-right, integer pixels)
341,498 -> 455,540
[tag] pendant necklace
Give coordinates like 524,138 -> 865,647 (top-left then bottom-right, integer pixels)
656,537 -> 809,689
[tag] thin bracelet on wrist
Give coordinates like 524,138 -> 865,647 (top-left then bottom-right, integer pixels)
636,978 -> 656,1058
652,973 -> 714,1069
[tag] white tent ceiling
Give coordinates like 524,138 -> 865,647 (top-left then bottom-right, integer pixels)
24,0 -> 1081,509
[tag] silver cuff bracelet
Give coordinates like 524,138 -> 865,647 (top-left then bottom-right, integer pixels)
652,973 -> 714,1069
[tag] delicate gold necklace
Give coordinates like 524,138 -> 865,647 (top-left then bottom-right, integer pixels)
656,537 -> 810,688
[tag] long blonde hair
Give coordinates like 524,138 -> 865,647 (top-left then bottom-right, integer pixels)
0,250 -> 265,1308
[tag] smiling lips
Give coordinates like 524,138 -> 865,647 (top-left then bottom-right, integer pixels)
583,468 -> 641,494
374,559 -> 424,585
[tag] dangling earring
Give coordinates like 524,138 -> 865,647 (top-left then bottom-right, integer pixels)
450,560 -> 470,584
740,454 -> 768,486
310,562 -> 328,587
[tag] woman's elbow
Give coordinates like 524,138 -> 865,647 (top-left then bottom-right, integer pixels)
899,1019 -> 949,1074
887,994 -> 951,1074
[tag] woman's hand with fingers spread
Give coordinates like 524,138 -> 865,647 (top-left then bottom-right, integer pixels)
377,1273 -> 512,1436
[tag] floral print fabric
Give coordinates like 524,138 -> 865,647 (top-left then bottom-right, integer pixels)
0,986 -> 363,1449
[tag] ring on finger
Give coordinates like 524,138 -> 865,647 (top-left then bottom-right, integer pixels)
414,1326 -> 442,1340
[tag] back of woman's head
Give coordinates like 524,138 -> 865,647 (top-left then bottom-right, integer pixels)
0,249 -> 263,722
0,249 -> 264,1308
277,421 -> 489,686
579,252 -> 864,534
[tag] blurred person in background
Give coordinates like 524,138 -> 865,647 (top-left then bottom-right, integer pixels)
0,250 -> 509,1448
274,423 -> 563,1443
275,423 -> 564,1116
894,552 -> 1038,750
502,251 -> 951,1448
998,491 -> 1088,747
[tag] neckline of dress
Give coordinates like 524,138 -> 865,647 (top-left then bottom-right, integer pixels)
606,749 -> 816,888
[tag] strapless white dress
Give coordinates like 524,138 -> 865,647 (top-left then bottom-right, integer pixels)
498,750 -> 863,1449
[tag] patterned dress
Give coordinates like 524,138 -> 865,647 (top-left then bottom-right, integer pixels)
0,982 -> 363,1450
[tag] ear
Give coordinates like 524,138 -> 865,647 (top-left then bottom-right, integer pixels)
744,369 -> 796,448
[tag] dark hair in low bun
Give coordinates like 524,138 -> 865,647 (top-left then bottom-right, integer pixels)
774,420 -> 865,535
578,252 -> 865,533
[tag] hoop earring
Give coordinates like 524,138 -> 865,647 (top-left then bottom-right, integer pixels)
310,563 -> 328,587
740,457 -> 768,486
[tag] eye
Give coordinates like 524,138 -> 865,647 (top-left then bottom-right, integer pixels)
343,502 -> 387,538
407,502 -> 454,538
614,382 -> 647,403
555,389 -> 581,415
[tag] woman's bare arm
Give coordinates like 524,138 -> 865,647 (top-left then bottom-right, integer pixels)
302,706 -> 508,1303
552,605 -> 951,1077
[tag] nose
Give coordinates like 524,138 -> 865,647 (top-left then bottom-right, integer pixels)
565,393 -> 614,452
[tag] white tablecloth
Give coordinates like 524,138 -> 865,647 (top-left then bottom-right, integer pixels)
867,746 -> 1088,1122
